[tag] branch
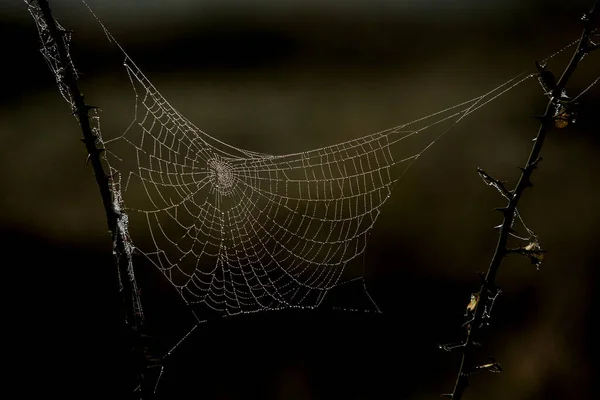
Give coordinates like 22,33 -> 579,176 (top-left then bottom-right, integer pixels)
445,2 -> 599,399
31,0 -> 146,397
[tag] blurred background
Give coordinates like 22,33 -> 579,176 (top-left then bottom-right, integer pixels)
1,0 -> 599,399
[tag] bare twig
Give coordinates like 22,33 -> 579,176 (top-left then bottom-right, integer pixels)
442,2 -> 599,398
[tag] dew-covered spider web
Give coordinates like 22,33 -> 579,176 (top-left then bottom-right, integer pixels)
25,1 -> 600,322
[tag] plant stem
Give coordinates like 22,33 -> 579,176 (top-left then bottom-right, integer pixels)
33,0 -> 145,396
448,2 -> 598,399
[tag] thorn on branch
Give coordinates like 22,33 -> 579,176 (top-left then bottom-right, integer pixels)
85,148 -> 105,165
530,157 -> 543,168
518,156 -> 542,175
439,337 -> 482,353
439,342 -> 465,352
477,168 -> 512,199
80,135 -> 99,145
493,207 -> 512,216
493,225 -> 519,236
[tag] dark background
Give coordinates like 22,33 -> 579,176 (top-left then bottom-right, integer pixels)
1,0 -> 599,399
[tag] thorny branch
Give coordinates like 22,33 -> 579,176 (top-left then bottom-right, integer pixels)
29,0 -> 148,398
442,2 -> 599,399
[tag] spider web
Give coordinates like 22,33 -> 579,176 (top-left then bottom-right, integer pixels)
26,1 -> 596,319
103,52 -> 532,315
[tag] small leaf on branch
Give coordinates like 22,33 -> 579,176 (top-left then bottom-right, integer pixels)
524,242 -> 546,265
465,292 -> 480,316
472,358 -> 503,374
553,103 -> 577,129
508,242 -> 547,269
